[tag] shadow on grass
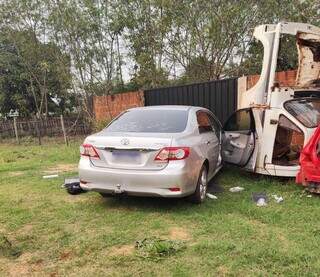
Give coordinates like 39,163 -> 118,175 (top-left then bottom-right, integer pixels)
99,194 -> 196,212
80,166 -> 301,214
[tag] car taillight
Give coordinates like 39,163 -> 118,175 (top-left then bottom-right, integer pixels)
80,144 -> 100,159
154,147 -> 190,162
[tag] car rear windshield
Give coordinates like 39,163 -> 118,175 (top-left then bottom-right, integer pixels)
284,98 -> 320,128
105,109 -> 189,133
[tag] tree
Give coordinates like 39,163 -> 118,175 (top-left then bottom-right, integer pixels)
118,0 -> 261,84
47,0 -> 125,117
1,0 -> 320,111
115,0 -> 172,88
0,29 -> 72,117
237,0 -> 320,76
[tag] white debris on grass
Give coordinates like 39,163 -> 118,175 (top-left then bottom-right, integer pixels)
256,198 -> 268,207
206,193 -> 218,200
272,195 -> 284,203
42,174 -> 59,179
229,186 -> 244,193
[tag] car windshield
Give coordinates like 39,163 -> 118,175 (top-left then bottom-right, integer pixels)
105,109 -> 189,133
284,98 -> 320,128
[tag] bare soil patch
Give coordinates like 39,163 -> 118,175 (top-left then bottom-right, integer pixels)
7,252 -> 44,276
60,251 -> 72,261
168,227 -> 190,241
8,171 -> 24,177
108,244 -> 135,256
43,164 -> 77,174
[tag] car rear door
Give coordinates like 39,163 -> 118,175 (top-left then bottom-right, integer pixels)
196,110 -> 220,176
222,108 -> 256,167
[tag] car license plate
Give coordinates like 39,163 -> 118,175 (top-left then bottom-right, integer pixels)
112,150 -> 141,163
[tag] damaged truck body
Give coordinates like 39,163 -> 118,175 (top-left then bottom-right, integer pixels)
223,22 -> 320,177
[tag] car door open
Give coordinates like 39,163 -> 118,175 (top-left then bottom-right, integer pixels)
222,109 -> 256,167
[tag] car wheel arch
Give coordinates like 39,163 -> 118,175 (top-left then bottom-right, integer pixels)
203,159 -> 209,172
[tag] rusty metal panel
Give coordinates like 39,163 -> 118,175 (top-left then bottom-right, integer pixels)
144,78 -> 238,124
296,32 -> 320,88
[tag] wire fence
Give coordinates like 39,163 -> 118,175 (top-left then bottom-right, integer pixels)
0,116 -> 91,144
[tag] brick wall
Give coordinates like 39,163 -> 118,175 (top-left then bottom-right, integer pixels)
93,91 -> 144,121
246,70 -> 297,90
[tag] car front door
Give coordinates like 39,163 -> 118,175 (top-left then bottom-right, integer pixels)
222,108 -> 256,167
196,110 -> 220,177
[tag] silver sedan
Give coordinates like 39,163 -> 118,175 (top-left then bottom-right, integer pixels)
79,106 -> 222,203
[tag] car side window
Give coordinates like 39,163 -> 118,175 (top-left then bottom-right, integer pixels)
224,109 -> 254,131
197,111 -> 213,133
208,113 -> 221,135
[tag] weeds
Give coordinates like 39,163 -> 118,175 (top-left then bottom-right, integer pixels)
0,234 -> 21,259
135,237 -> 186,261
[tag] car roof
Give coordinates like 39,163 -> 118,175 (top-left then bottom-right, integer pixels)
128,105 -> 208,112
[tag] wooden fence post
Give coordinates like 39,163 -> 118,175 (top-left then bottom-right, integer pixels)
34,116 -> 42,145
60,115 -> 68,145
13,117 -> 20,144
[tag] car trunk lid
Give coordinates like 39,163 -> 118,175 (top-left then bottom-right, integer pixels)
88,134 -> 172,170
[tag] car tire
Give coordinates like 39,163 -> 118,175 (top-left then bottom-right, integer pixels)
66,184 -> 85,195
189,165 -> 208,204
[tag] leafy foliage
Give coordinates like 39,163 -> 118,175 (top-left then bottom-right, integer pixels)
0,29 -> 72,117
238,0 -> 320,75
0,0 -> 320,117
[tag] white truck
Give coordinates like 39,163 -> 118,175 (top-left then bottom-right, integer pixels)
222,22 -> 320,177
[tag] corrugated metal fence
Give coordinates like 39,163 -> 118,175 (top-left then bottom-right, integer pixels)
144,78 -> 238,124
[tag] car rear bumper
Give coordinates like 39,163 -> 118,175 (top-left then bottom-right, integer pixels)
78,157 -> 199,197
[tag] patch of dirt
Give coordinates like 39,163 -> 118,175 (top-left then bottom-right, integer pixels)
8,263 -> 30,277
276,233 -> 290,250
216,265 -> 230,276
43,164 -> 78,174
8,171 -> 24,177
19,224 -> 33,235
59,251 -> 72,261
108,244 -> 135,256
7,252 -> 44,277
16,252 -> 32,263
168,227 -> 190,241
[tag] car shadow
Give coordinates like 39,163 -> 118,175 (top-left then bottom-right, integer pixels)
99,195 -> 197,212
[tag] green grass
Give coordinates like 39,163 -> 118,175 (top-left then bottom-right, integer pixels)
0,138 -> 319,276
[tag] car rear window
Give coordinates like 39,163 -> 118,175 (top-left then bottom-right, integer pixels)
105,109 -> 189,133
284,98 -> 320,128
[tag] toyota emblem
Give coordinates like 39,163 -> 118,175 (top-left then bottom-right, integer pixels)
120,138 -> 130,146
